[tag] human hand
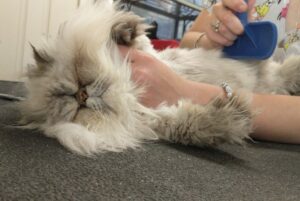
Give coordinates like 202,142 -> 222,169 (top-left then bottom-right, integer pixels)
118,46 -> 224,108
203,0 -> 256,48
118,46 -> 190,108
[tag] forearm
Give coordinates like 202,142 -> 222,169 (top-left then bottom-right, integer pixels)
251,94 -> 300,144
180,31 -> 200,49
185,81 -> 300,144
180,31 -> 220,49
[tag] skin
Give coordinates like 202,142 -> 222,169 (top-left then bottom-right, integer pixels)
118,0 -> 300,144
180,0 -> 256,49
285,0 -> 300,32
119,47 -> 300,144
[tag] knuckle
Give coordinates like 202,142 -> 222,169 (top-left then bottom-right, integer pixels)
220,12 -> 232,25
221,15 -> 244,35
219,25 -> 227,34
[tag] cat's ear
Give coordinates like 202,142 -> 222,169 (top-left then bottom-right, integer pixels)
111,14 -> 150,46
30,43 -> 53,69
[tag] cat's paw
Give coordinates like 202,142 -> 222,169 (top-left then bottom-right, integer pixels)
154,95 -> 254,146
112,13 -> 149,46
46,123 -> 98,156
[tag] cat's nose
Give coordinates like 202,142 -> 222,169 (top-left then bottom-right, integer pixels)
76,88 -> 89,106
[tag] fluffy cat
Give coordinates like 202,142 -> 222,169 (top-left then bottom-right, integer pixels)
20,1 -> 300,155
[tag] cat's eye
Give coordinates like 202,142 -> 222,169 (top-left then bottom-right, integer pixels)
51,83 -> 77,97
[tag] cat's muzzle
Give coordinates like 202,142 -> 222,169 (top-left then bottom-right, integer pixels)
76,88 -> 88,106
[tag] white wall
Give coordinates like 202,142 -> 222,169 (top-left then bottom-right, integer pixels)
0,0 -> 79,81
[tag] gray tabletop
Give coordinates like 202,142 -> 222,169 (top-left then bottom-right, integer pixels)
0,81 -> 299,201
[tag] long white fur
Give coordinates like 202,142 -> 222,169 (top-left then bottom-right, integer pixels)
20,1 -> 158,155
20,1 -> 300,156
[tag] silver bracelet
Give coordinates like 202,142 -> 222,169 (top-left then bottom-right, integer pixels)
220,82 -> 233,98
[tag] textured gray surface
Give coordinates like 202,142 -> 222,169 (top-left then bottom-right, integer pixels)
0,81 -> 299,201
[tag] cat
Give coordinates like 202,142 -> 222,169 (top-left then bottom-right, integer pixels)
19,1 -> 300,156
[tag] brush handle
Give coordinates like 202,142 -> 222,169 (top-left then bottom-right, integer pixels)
236,0 -> 248,26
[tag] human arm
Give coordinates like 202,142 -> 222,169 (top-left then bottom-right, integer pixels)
285,0 -> 300,32
251,94 -> 300,144
183,82 -> 300,144
180,0 -> 256,49
119,47 -> 300,144
183,81 -> 300,144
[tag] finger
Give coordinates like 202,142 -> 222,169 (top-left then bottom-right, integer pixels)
213,3 -> 244,35
222,0 -> 248,12
205,23 -> 234,46
208,14 -> 237,43
218,22 -> 238,42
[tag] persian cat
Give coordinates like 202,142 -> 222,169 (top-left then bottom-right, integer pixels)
20,1 -> 300,155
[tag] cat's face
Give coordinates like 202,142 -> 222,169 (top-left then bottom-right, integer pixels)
18,1 -> 159,155
23,43 -> 123,128
21,3 -> 143,128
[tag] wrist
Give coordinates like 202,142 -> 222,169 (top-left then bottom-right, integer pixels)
201,34 -> 222,50
193,29 -> 222,49
183,80 -> 225,105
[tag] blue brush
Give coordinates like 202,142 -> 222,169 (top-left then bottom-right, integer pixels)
223,0 -> 278,60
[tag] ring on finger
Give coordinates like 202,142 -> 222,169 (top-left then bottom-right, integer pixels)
211,19 -> 221,33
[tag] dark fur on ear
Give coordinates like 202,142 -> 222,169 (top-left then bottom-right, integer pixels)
111,13 -> 151,46
28,43 -> 54,77
30,43 -> 54,66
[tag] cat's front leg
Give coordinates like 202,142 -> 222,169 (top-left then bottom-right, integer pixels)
152,95 -> 254,146
44,123 -> 98,156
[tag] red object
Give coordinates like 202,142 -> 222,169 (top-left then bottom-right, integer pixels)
151,39 -> 179,51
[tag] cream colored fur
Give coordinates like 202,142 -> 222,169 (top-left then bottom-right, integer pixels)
19,1 -> 300,156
